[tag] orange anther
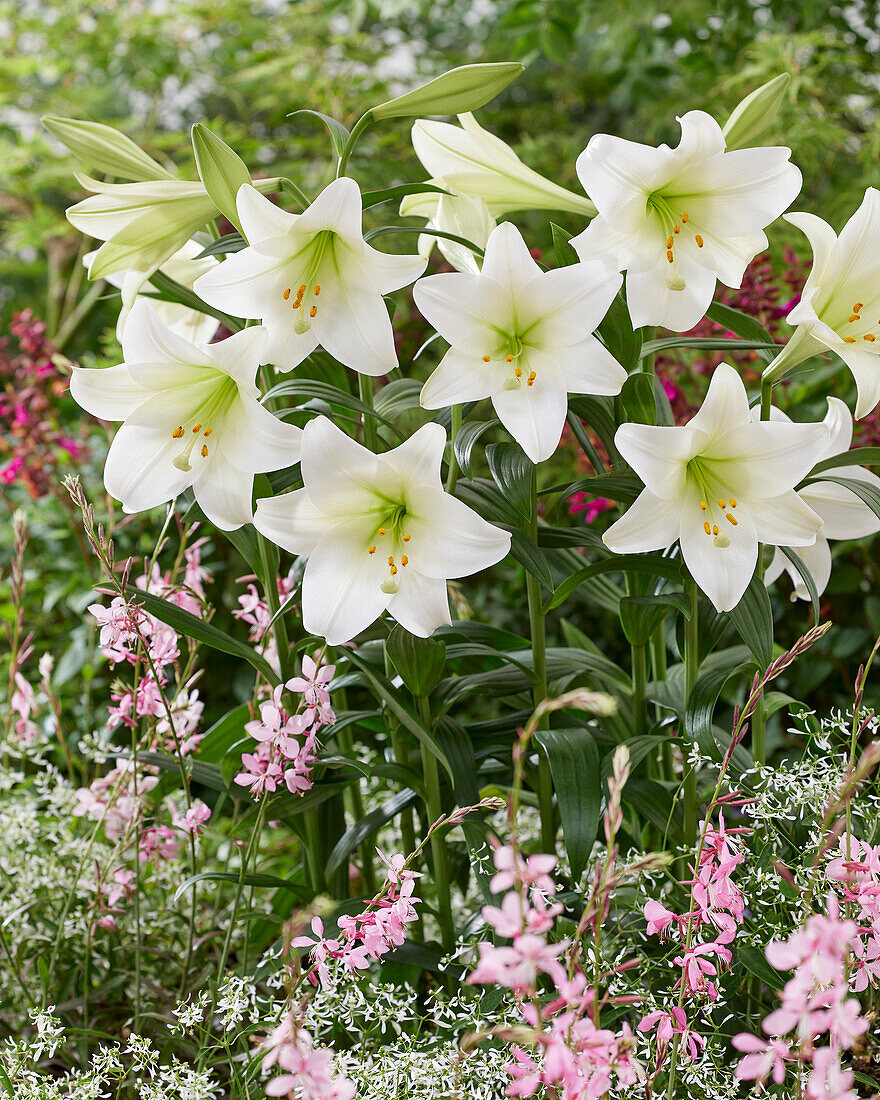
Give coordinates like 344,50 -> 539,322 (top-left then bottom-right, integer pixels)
712,524 -> 719,535
844,336 -> 857,343
390,566 -> 398,576
729,497 -> 737,507
283,287 -> 291,300
695,234 -> 704,248
854,302 -> 864,312
666,235 -> 674,249
726,513 -> 738,526
378,528 -> 386,535
401,555 -> 408,566
505,354 -> 514,362
200,444 -> 208,458
482,355 -> 491,362
849,314 -> 861,323
673,224 -> 680,234
681,212 -> 689,223
309,305 -> 317,318
717,499 -> 726,509
703,520 -> 711,535
204,427 -> 212,436
313,285 -> 321,295
865,334 -> 876,342
666,250 -> 674,263
699,500 -> 707,511
403,534 -> 411,542
172,426 -> 184,439
368,546 -> 376,554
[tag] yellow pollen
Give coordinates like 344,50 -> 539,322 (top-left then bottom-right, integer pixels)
309,305 -> 317,318
681,212 -> 689,223
865,334 -> 876,342
313,285 -> 321,295
699,500 -> 707,511
695,235 -> 704,248
192,423 -> 202,433
390,566 -> 398,576
849,313 -> 861,323
368,546 -> 376,555
203,427 -> 212,437
505,354 -> 514,362
172,426 -> 184,439
712,524 -> 719,535
283,287 -> 291,300
401,555 -> 408,566
673,224 -> 680,234
854,302 -> 864,312
387,556 -> 394,566
297,284 -> 306,297
527,371 -> 536,387
844,336 -> 857,343
729,497 -> 737,507
666,250 -> 674,263
403,534 -> 411,543
482,355 -> 491,362
703,520 -> 711,535
717,498 -> 726,509
666,235 -> 674,249
727,513 -> 738,526
292,299 -> 301,309
200,444 -> 208,458
515,367 -> 522,378
378,527 -> 386,536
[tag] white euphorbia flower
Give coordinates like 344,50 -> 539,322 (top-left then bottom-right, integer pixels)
571,111 -> 801,332
194,178 -> 426,375
253,417 -> 511,644
69,301 -> 302,530
764,397 -> 880,599
603,363 -> 828,612
84,238 -> 219,343
413,222 -> 626,463
764,188 -> 880,418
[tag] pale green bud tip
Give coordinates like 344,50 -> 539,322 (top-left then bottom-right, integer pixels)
371,62 -> 524,121
722,73 -> 791,151
191,123 -> 252,236
41,115 -> 174,182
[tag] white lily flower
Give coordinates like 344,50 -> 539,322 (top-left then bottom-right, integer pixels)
69,301 -> 302,530
253,417 -> 510,644
413,221 -> 626,463
571,111 -> 801,332
67,174 -> 218,286
84,238 -> 219,344
194,178 -> 426,376
603,363 -> 827,612
412,189 -> 496,275
764,397 -> 880,599
764,188 -> 880,418
401,113 -> 597,222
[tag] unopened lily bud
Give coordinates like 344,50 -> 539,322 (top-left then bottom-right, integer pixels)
191,123 -> 252,236
722,73 -> 790,151
42,115 -> 174,182
371,62 -> 524,121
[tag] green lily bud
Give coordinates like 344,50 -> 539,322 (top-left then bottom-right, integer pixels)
41,115 -> 174,182
191,123 -> 252,236
371,62 -> 524,121
722,73 -> 790,151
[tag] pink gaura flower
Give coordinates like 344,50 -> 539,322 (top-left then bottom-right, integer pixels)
732,1033 -> 791,1084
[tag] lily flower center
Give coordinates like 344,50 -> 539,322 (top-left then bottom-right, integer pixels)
647,198 -> 705,293
839,299 -> 880,347
281,230 -> 333,336
366,505 -> 413,594
687,458 -> 740,550
481,334 -> 537,390
168,377 -> 236,472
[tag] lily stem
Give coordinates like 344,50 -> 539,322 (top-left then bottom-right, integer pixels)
682,579 -> 700,852
526,464 -> 555,852
358,373 -> 379,452
337,110 -> 374,178
445,404 -> 462,493
632,641 -> 648,740
416,696 -> 455,952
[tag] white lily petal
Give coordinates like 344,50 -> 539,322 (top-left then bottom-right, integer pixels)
571,216 -> 656,275
69,363 -> 147,421
220,395 -> 302,474
602,489 -> 680,554
295,176 -> 364,242
671,110 -> 727,165
103,422 -> 194,513
576,134 -> 673,231
686,362 -> 751,437
403,485 -> 511,579
522,261 -> 622,344
122,299 -> 214,370
673,146 -> 801,232
413,273 -> 508,349
479,222 -> 543,294
359,241 -> 427,294
615,423 -> 704,500
301,526 -> 391,645
784,212 -> 840,293
707,422 -> 828,496
745,491 -> 823,546
253,490 -> 328,556
829,187 -> 880,294
420,348 -> 497,408
763,547 -> 786,588
261,303 -> 320,372
379,423 -> 446,489
193,452 -> 255,531
772,538 -> 833,601
491,374 -> 568,463
315,280 -> 399,377
192,245 -> 287,323
835,344 -> 880,418
679,491 -> 758,612
388,571 -> 452,637
236,184 -> 296,243
802,469 -> 880,539
821,396 -> 854,456
299,417 -> 385,517
626,253 -> 718,332
203,327 -> 266,397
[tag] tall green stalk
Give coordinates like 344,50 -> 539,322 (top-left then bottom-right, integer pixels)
445,404 -> 462,493
526,465 -> 555,851
359,373 -> 378,452
682,579 -> 700,850
416,696 -> 454,952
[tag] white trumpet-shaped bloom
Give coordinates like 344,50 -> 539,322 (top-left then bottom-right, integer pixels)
414,222 -> 626,463
413,189 -> 496,275
69,301 -> 302,530
194,178 -> 426,375
764,188 -> 880,418
84,238 -> 219,344
764,397 -> 880,599
603,363 -> 828,612
572,111 -> 801,332
253,417 -> 511,644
